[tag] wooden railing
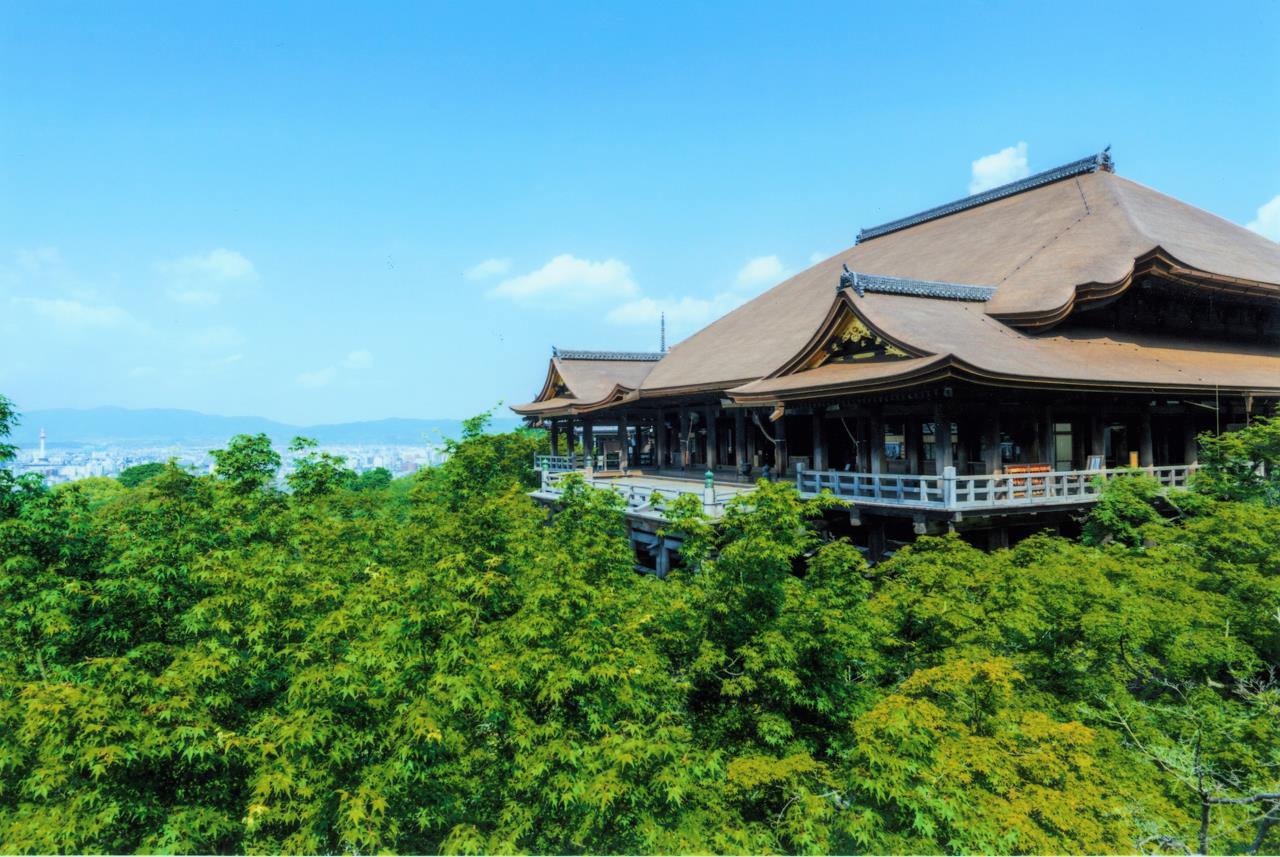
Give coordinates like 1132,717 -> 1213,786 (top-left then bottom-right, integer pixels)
797,464 -> 1198,512
534,454 -> 584,472
539,470 -> 729,516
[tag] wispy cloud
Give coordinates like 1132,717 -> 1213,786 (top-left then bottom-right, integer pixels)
464,258 -> 511,280
157,248 -> 257,305
1246,193 -> 1280,242
189,325 -> 245,350
809,251 -> 829,266
735,255 -> 789,288
343,349 -> 374,369
607,293 -> 747,333
11,296 -> 136,329
969,142 -> 1030,194
488,254 -> 637,305
296,367 -> 337,389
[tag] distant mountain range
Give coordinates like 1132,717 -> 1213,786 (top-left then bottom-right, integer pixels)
10,407 -> 524,447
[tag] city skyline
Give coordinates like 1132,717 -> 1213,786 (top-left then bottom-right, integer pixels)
2,2 -> 1278,424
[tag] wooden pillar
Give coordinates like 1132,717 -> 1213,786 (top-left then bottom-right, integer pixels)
581,418 -> 595,471
705,406 -> 719,469
564,418 -> 576,455
678,407 -> 691,470
982,412 -> 1001,474
1183,415 -> 1199,465
617,412 -> 630,469
934,405 -> 953,476
1039,406 -> 1054,467
867,518 -> 887,564
734,409 -> 747,473
773,414 -> 789,477
1089,413 -> 1105,463
868,408 -> 885,475
812,411 -> 828,471
549,420 -> 561,456
655,409 -> 668,468
1139,410 -> 1154,468
905,415 -> 923,474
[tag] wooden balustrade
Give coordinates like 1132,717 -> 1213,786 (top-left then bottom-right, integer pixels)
797,464 -> 1198,512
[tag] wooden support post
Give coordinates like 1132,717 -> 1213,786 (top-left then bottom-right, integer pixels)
564,418 -> 575,455
678,408 -> 691,470
655,540 -> 671,579
581,418 -> 595,471
549,420 -> 561,456
812,410 -> 828,471
867,518 -> 887,564
1039,406 -> 1054,468
1183,415 -> 1199,465
1139,410 -> 1154,468
988,527 -> 1009,551
1089,413 -> 1105,461
869,408 -> 885,475
905,415 -> 922,474
982,413 -> 1001,474
934,406 -> 954,476
617,412 -> 630,469
655,409 -> 668,468
773,414 -> 789,477
734,409 -> 747,474
705,406 -> 719,469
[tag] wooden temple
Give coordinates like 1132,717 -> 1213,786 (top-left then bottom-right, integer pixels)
514,151 -> 1280,562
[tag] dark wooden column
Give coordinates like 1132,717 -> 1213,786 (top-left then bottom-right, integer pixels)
1139,410 -> 1154,467
1038,406 -> 1055,467
655,409 -> 668,468
564,418 -> 576,455
581,418 -> 595,470
934,405 -> 954,476
1089,413 -> 1105,465
905,415 -> 923,474
982,412 -> 1001,474
811,411 -> 828,471
773,414 -> 789,477
734,409 -> 747,473
1183,415 -> 1199,465
617,412 -> 630,468
705,406 -> 719,469
868,407 -> 885,475
549,420 -> 561,456
678,407 -> 691,470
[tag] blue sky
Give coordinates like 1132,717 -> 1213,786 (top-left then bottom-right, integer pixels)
2,1 -> 1278,424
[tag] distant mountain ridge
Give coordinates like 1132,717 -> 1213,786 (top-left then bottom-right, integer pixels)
11,406 -> 523,447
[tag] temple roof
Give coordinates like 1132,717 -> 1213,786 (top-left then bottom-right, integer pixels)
636,158 -> 1280,397
511,349 -> 661,417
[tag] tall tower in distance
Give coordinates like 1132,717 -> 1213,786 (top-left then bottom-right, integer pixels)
38,428 -> 46,460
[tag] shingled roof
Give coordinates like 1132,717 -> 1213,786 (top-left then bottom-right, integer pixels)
511,349 -> 662,416
635,159 -> 1280,398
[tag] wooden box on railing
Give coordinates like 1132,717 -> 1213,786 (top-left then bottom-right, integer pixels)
1003,463 -> 1052,497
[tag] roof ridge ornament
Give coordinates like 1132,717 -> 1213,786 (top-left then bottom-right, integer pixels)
856,148 -> 1116,243
553,348 -> 665,361
838,267 -> 996,302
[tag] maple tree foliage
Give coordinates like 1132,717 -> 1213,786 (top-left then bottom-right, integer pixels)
0,403 -> 1277,855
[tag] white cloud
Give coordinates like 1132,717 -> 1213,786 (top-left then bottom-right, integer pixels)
735,255 -> 788,288
607,292 -> 750,338
809,251 -> 829,266
157,248 -> 256,306
190,325 -> 245,350
157,248 -> 256,281
297,367 -> 337,389
343,349 -> 374,369
488,254 -> 637,305
1246,194 -> 1280,242
464,258 -> 511,280
128,365 -> 158,378
11,296 -> 135,329
969,142 -> 1030,194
